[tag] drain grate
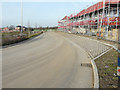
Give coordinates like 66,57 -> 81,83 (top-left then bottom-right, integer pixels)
80,63 -> 92,68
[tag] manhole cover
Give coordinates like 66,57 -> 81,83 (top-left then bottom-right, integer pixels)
80,63 -> 92,68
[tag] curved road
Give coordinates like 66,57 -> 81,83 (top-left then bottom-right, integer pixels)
3,32 -> 94,88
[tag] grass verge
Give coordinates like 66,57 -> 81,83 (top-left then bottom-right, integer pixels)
2,31 -> 43,46
95,49 -> 118,88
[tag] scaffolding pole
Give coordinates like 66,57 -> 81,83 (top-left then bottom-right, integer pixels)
97,2 -> 100,37
115,0 -> 119,41
99,0 -> 105,37
92,2 -> 96,35
106,0 -> 110,39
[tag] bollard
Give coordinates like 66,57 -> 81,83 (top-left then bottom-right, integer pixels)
118,22 -> 120,88
118,57 -> 120,88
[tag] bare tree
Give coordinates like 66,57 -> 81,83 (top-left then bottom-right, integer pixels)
27,21 -> 30,37
35,23 -> 38,29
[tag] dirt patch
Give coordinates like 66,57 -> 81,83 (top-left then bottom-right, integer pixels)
95,49 -> 118,88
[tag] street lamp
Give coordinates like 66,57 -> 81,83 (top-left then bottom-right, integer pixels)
21,0 -> 23,35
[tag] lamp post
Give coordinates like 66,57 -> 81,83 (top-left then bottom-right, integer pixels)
21,0 -> 23,35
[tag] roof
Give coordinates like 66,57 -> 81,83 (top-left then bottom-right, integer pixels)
62,16 -> 70,20
105,0 -> 120,4
60,0 -> 120,20
16,25 -> 27,28
74,0 -> 120,18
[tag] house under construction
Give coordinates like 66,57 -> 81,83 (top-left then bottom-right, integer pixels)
58,0 -> 120,41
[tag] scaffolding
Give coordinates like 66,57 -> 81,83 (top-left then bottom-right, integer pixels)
58,0 -> 120,41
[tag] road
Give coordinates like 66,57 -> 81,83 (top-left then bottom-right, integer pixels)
2,31 -> 110,88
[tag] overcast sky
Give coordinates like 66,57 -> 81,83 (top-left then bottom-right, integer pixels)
1,0 -> 102,28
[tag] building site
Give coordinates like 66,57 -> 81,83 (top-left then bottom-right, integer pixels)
58,0 -> 120,41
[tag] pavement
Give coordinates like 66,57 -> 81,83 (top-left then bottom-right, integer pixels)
2,31 -> 110,88
58,32 -> 111,58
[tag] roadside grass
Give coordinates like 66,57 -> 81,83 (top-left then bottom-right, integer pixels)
56,31 -> 118,88
95,49 -> 118,88
2,31 -> 43,46
28,32 -> 43,38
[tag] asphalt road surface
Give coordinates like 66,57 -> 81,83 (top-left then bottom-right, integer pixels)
2,31 -> 109,88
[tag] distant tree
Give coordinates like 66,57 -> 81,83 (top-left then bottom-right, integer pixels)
38,26 -> 42,30
9,25 -> 15,30
35,23 -> 38,29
